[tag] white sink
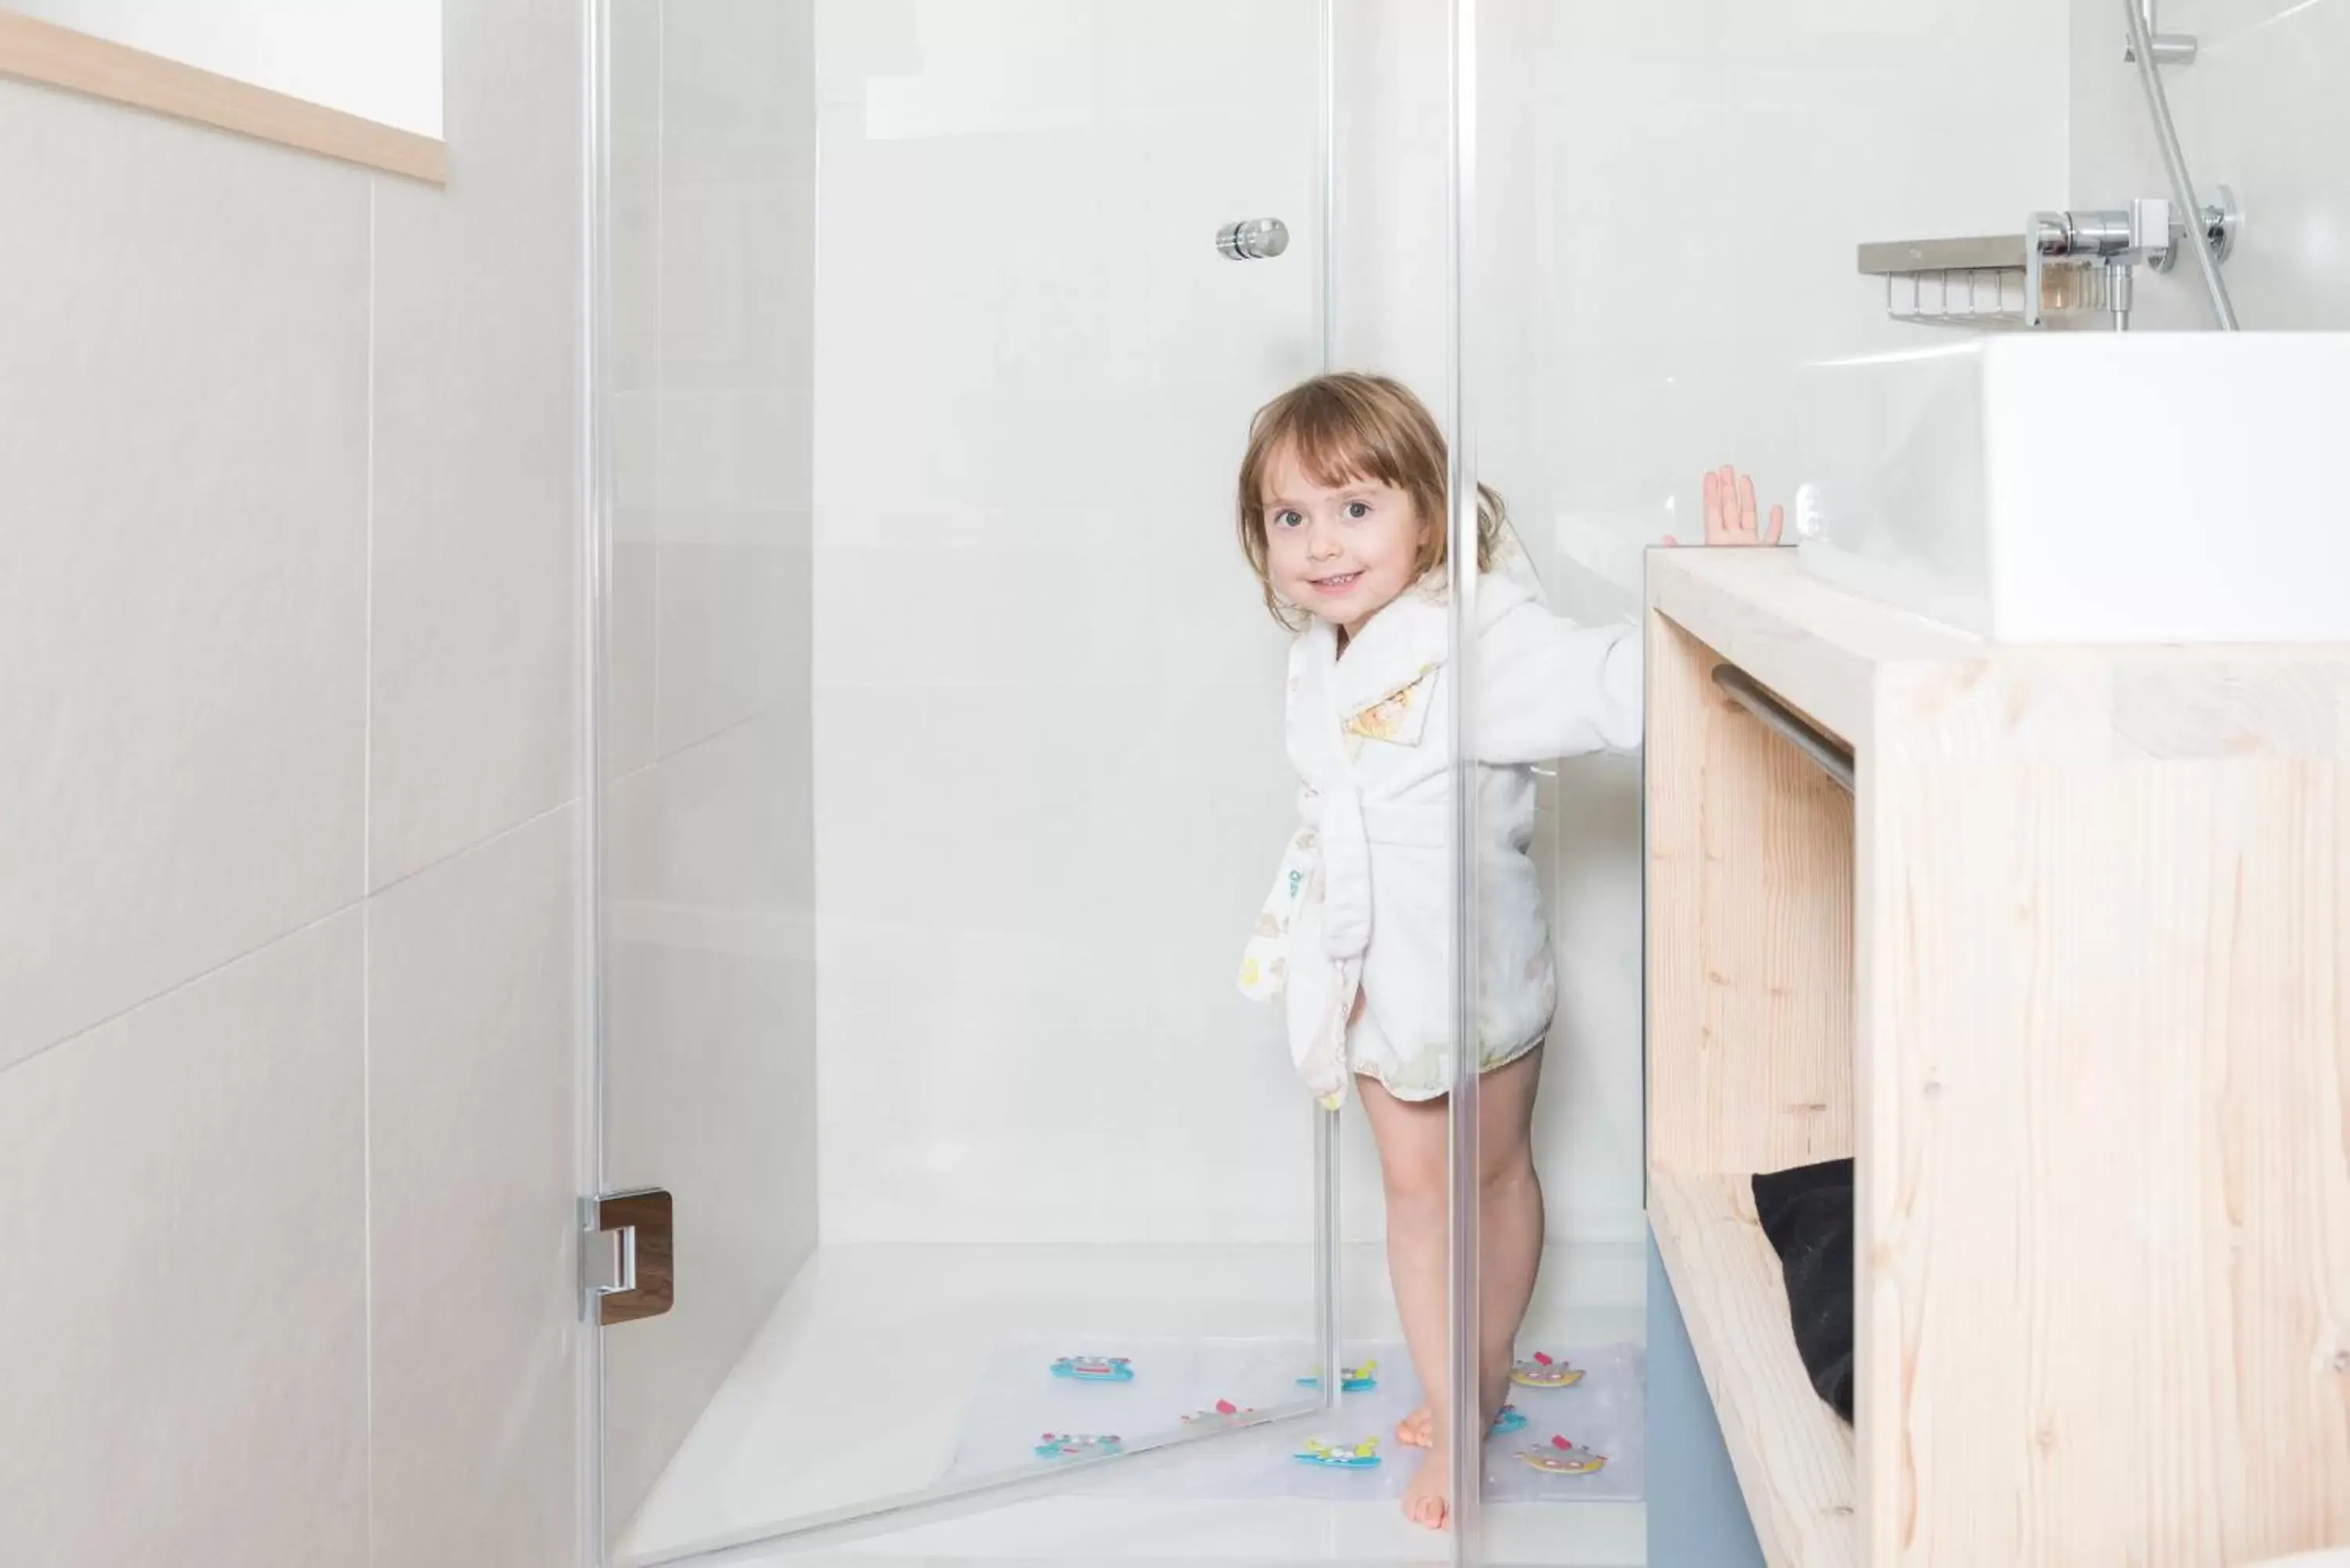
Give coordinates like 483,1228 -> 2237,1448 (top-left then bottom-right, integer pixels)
1791,334 -> 2350,644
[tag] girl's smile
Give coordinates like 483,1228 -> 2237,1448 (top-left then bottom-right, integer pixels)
1259,443 -> 1431,639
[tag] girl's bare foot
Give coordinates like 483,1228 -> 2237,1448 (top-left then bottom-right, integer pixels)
1396,1406 -> 1434,1447
1403,1443 -> 1451,1530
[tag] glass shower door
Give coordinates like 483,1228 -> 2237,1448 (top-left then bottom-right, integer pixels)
588,2 -> 1338,1561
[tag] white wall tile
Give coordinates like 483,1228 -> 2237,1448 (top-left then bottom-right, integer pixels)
610,393 -> 663,779
810,2 -> 1325,1245
610,0 -> 665,396
664,0 -> 819,188
366,807 -> 579,1568
2072,0 -> 2350,327
368,0 -> 583,888
658,176 -> 815,395
0,83 -> 369,1068
0,914 -> 367,1567
657,507 -> 812,751
813,908 -> 1148,1242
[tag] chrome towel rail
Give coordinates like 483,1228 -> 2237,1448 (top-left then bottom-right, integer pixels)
1710,666 -> 1855,795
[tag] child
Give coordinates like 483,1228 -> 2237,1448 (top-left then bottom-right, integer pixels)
1234,372 -> 1779,1529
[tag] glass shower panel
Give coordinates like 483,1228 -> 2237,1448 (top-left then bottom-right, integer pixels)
591,2 -> 1336,1561
1459,0 -> 2072,1563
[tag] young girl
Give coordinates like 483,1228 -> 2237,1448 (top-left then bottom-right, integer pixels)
1234,372 -> 1779,1530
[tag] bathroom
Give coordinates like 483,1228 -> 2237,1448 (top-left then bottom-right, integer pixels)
2,1 -> 2345,1566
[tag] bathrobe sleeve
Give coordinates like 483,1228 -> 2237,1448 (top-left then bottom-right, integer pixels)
1472,594 -> 1643,764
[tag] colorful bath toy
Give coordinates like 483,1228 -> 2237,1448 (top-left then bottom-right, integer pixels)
1295,1435 -> 1382,1469
1296,1359 -> 1378,1393
1520,1435 -> 1607,1475
1050,1355 -> 1134,1383
1181,1399 -> 1255,1427
1035,1432 -> 1122,1459
1509,1351 -> 1584,1389
1489,1404 -> 1528,1436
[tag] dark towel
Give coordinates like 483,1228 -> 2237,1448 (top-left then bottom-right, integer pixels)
1749,1159 -> 1854,1423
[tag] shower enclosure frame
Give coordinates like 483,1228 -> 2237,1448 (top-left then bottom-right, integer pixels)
570,2 -> 1375,1563
1443,0 -> 1487,1563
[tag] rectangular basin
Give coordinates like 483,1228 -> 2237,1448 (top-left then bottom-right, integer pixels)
1791,333 -> 2350,643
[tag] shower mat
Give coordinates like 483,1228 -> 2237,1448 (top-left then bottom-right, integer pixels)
939,1335 -> 1643,1505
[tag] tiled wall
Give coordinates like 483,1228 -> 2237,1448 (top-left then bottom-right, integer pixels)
809,0 -> 1329,1245
597,0 -> 821,1530
2070,0 -> 2350,328
0,0 -> 582,1562
1336,0 -> 2069,1245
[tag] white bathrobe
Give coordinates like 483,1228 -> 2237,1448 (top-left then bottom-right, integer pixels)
1238,572 -> 1642,1107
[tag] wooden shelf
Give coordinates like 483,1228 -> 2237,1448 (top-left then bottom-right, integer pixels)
1652,1174 -> 1856,1568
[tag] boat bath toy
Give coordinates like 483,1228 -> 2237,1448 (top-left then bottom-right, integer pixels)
1509,1352 -> 1584,1389
1035,1432 -> 1122,1459
1050,1355 -> 1134,1383
1295,1359 -> 1378,1393
1181,1399 -> 1255,1427
1295,1435 -> 1381,1469
1520,1435 -> 1607,1475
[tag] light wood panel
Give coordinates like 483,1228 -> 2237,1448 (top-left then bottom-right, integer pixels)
1859,710 -> 2350,1566
0,7 -> 445,182
1647,602 -> 1856,1176
1648,549 -> 2350,1567
1654,1172 -> 1860,1568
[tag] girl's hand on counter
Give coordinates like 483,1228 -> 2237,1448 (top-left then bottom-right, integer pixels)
1663,465 -> 1784,547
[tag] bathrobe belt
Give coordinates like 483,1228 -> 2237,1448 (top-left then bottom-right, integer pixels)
1295,785 -> 1448,963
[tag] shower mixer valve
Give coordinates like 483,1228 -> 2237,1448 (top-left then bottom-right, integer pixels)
2027,190 -> 2239,331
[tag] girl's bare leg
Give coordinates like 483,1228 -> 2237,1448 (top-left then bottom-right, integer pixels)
1475,1046 -> 1548,1422
1356,1071 -> 1454,1528
1368,1048 -> 1549,1529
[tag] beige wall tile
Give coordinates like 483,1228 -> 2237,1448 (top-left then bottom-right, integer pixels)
0,913 -> 367,1567
0,81 -> 369,1068
367,805 -> 580,1568
368,0 -> 583,888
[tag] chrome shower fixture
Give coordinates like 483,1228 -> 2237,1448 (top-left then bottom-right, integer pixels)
2123,0 -> 2198,65
1859,190 -> 2238,331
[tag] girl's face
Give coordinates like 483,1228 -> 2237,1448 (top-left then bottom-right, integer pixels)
1260,443 -> 1430,640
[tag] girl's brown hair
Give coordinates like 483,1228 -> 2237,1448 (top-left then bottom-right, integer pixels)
1235,371 -> 1506,630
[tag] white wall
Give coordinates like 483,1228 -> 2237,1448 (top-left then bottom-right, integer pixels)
597,0 -> 821,1531
2070,0 -> 2350,328
811,0 -> 1327,1245
1334,0 -> 2069,1245
0,0 -> 580,1559
14,0 -> 443,137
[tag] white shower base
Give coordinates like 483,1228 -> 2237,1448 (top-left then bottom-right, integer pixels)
617,1241 -> 1646,1568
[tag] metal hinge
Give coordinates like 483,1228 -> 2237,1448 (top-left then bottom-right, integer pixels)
582,1188 -> 673,1325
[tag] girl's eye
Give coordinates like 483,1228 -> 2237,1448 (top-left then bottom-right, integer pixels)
1345,501 -> 1372,520
1274,509 -> 1303,529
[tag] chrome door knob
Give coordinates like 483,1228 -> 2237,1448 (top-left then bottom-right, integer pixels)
1216,217 -> 1289,260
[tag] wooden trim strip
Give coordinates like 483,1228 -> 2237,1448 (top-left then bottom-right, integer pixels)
0,7 -> 446,184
